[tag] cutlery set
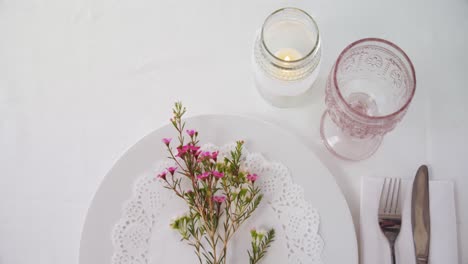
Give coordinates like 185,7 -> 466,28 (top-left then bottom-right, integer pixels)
378,165 -> 431,264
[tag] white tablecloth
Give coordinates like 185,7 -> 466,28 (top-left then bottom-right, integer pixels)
1,0 -> 467,263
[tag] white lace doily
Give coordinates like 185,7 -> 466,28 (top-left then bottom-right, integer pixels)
111,143 -> 324,264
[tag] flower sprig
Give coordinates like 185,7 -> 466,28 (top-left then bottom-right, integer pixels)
248,229 -> 276,264
158,102 -> 274,264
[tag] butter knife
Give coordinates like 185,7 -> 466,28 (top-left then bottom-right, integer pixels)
411,165 -> 431,264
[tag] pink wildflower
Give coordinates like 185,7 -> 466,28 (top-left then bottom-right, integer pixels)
197,172 -> 211,180
212,195 -> 226,203
188,145 -> 200,152
162,138 -> 172,146
186,129 -> 197,137
212,171 -> 224,179
157,171 -> 167,180
167,166 -> 177,175
211,151 -> 219,161
176,145 -> 189,157
200,151 -> 211,158
247,173 -> 258,182
176,145 -> 201,158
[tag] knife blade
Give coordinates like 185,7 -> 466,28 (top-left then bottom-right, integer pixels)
411,165 -> 431,264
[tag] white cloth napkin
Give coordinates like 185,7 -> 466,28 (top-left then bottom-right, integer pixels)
360,177 -> 458,264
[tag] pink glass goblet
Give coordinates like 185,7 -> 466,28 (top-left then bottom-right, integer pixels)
320,38 -> 416,161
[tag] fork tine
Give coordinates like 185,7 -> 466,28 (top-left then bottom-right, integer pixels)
378,178 -> 388,214
394,178 -> 401,214
389,178 -> 397,214
385,178 -> 394,213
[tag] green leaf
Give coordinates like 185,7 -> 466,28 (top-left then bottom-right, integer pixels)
247,228 -> 276,264
239,188 -> 248,197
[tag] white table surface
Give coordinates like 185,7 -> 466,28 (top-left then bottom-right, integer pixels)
1,0 -> 467,263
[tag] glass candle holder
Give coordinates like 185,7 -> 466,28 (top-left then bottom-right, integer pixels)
320,38 -> 416,161
253,8 -> 321,107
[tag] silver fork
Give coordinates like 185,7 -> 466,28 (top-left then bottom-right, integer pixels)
378,178 -> 402,264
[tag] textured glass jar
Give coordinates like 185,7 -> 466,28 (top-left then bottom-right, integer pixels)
253,8 -> 321,107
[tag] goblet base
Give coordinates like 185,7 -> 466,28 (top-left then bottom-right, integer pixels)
320,111 -> 382,161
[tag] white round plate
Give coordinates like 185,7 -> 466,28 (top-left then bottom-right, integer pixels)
79,115 -> 357,264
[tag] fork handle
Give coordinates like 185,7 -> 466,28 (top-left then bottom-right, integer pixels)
390,243 -> 396,264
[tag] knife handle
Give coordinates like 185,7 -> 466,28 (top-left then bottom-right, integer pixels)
416,256 -> 428,264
